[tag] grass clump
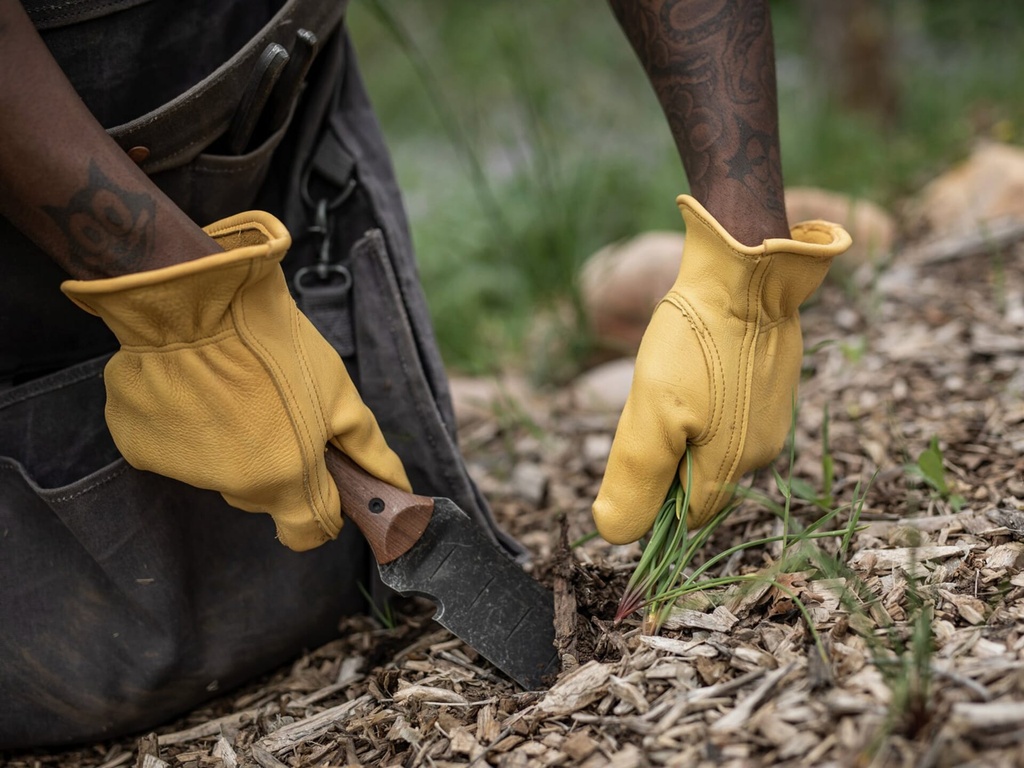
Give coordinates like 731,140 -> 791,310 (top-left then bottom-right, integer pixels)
615,482 -> 867,649
615,409 -> 870,654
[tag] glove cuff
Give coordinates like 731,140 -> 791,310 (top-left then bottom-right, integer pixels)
674,194 -> 852,321
61,212 -> 292,346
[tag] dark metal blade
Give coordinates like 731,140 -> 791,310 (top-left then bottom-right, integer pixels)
377,499 -> 560,689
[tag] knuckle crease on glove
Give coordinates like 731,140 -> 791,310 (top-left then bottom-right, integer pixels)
119,328 -> 237,353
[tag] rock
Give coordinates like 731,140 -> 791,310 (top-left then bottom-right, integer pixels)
582,433 -> 613,471
511,462 -> 548,507
570,358 -> 635,414
785,186 -> 896,274
447,374 -> 532,427
579,231 -> 682,356
903,140 -> 1024,240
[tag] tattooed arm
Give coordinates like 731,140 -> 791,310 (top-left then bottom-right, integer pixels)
609,0 -> 789,245
0,0 -> 218,279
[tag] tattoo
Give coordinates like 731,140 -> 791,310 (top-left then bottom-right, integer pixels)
725,114 -> 784,215
610,0 -> 787,235
44,161 -> 155,276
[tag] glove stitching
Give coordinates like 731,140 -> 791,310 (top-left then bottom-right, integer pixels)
33,462 -> 132,503
705,257 -> 770,523
231,264 -> 327,545
289,305 -> 340,539
663,292 -> 723,448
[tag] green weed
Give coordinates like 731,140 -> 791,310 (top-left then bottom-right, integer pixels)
907,436 -> 966,511
615,400 -> 868,662
357,581 -> 398,630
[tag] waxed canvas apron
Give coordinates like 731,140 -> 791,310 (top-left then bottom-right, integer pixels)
0,0 -> 517,749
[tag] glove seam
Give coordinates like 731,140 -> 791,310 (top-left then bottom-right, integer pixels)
705,258 -> 770,522
230,264 -> 337,544
662,292 -> 723,448
289,305 -> 341,539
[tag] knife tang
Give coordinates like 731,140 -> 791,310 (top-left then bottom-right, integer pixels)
325,445 -> 434,564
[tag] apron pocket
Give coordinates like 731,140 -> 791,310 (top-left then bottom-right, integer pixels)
0,354 -> 119,488
150,113 -> 296,226
0,354 -> 370,750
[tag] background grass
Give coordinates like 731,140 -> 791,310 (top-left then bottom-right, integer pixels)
346,0 -> 1024,376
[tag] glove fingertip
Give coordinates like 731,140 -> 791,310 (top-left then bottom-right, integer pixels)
592,493 -> 660,545
282,492 -> 339,552
219,491 -> 334,552
276,522 -> 332,552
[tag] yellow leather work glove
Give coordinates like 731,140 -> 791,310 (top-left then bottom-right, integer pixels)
62,211 -> 410,551
592,195 -> 851,544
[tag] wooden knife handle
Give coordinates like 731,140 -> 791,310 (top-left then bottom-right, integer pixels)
324,444 -> 434,564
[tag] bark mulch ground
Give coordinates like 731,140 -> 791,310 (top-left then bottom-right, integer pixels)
7,235 -> 1024,767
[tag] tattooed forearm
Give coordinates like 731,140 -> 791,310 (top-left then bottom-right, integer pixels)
43,160 -> 156,277
0,0 -> 219,280
610,0 -> 788,244
725,113 -> 784,216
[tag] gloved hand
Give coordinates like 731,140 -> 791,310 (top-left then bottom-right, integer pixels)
592,195 -> 851,544
62,211 -> 410,551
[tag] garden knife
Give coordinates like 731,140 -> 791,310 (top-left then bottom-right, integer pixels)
325,445 -> 560,689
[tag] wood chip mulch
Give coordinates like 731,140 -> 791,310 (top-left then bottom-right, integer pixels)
7,236 -> 1024,767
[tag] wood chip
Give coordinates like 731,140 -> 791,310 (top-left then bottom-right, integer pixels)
638,635 -> 716,657
661,605 -> 738,632
257,695 -> 371,754
212,737 -> 238,768
249,744 -> 288,768
477,704 -> 501,743
157,708 -> 260,746
561,731 -> 599,761
848,545 -> 967,573
608,675 -> 649,715
952,701 -> 1024,731
535,660 -> 612,716
448,726 -> 484,759
710,664 -> 794,732
984,542 -> 1024,569
608,743 -> 644,768
392,685 -> 469,706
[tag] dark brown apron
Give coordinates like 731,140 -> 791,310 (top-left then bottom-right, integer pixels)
0,0 -> 519,749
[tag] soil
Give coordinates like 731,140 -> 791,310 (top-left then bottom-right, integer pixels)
5,236 -> 1024,767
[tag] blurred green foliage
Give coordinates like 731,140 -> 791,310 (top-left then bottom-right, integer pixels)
346,0 -> 1024,375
